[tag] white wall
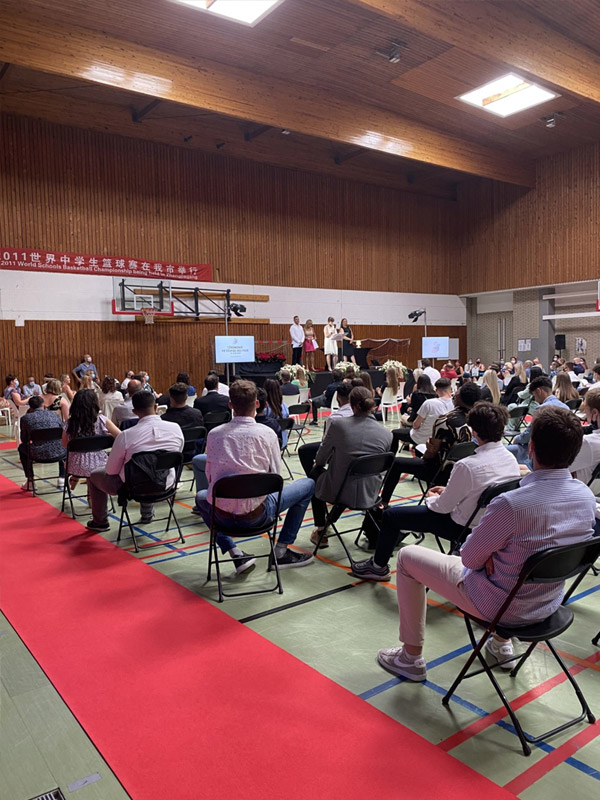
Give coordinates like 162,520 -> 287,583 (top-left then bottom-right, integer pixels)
0,270 -> 466,327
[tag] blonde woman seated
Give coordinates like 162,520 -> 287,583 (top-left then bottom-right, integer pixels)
42,378 -> 70,421
479,369 -> 501,404
80,369 -> 101,394
554,371 -> 579,404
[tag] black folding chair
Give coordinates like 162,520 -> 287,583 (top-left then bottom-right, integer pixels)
204,410 -> 231,433
444,478 -> 522,555
587,462 -> 600,488
61,435 -> 115,518
116,451 -> 185,553
277,417 -> 295,480
566,397 -> 583,410
312,452 -> 395,564
502,405 -> 529,443
287,403 -> 311,451
207,473 -> 284,602
182,425 -> 206,491
443,539 -> 600,756
26,427 -> 66,496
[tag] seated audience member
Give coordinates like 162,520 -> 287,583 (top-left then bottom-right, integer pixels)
291,367 -> 309,391
502,363 -> 528,405
98,376 -> 124,419
359,371 -> 377,400
201,370 -> 229,397
41,374 -> 55,393
401,374 -> 436,423
194,374 -> 231,415
479,369 -> 501,404
135,372 -> 158,397
280,370 -> 300,397
310,368 -> 343,425
309,387 -> 392,548
264,378 -> 290,447
256,387 -> 282,444
162,382 -> 204,430
379,367 -> 399,416
42,378 -> 70,421
569,392 -> 600,484
375,406 -> 596,682
585,364 -> 600,395
507,376 -> 568,464
121,370 -> 135,391
563,361 -> 580,383
573,358 -> 586,376
23,376 -> 42,397
394,378 -> 454,448
4,374 -> 28,407
440,362 -> 457,380
194,380 -> 314,573
421,358 -> 441,384
80,369 -> 101,394
18,396 -> 67,490
379,382 -> 481,506
554,371 -> 579,404
177,371 -> 196,397
324,379 -> 353,431
60,374 -> 75,402
352,403 -> 521,580
505,366 -> 544,428
73,354 -> 98,386
62,389 -> 120,488
87,391 -> 184,531
111,379 -> 142,427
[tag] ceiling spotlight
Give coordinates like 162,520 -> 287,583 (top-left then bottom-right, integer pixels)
541,112 -> 563,128
280,129 -> 291,135
375,40 -> 407,64
408,309 -> 425,323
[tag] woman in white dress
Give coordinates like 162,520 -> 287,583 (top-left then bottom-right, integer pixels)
323,316 -> 338,372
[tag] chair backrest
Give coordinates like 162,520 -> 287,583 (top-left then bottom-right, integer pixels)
566,397 -> 582,410
156,404 -> 168,416
444,441 -> 477,462
477,477 -> 522,508
183,425 -> 206,443
330,392 -> 339,411
508,405 -> 528,419
522,539 -> 600,584
284,393 -> 300,407
288,403 -> 310,416
298,387 -> 311,403
380,387 -> 398,406
67,434 -> 114,453
347,451 -> 395,478
277,417 -> 294,432
204,411 -> 232,431
212,472 -> 283,499
29,427 -> 63,444
587,461 -> 600,486
186,395 -> 197,407
124,450 -> 183,497
120,417 -> 139,431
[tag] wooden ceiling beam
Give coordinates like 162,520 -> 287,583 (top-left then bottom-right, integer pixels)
0,10 -> 535,186
345,0 -> 600,104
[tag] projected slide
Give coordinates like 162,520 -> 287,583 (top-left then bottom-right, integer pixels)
215,336 -> 255,363
422,337 -> 450,359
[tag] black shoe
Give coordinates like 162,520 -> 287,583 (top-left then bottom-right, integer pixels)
86,520 -> 110,532
231,551 -> 257,575
311,421 -> 319,426
137,516 -> 155,525
269,549 -> 314,569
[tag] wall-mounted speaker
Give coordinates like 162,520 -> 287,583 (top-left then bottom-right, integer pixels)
555,334 -> 566,350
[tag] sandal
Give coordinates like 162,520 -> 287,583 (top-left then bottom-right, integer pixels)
310,528 -> 329,549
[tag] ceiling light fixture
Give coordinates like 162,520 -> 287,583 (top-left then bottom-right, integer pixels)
541,112 -> 564,128
173,0 -> 285,26
457,73 -> 559,118
375,40 -> 407,64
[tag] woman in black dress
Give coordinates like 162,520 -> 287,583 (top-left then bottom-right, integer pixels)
339,317 -> 356,364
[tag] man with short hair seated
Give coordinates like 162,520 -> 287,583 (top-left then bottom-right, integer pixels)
507,376 -> 568,465
352,403 -> 521,581
195,380 -> 314,574
297,381 -> 354,479
310,368 -> 343,426
374,406 -> 596,682
570,391 -> 600,485
162,383 -> 204,429
111,379 -> 142,427
200,370 -> 229,398
394,377 -> 454,448
87,391 -> 184,531
280,370 -> 299,397
18,395 -> 67,491
194,374 -> 231,415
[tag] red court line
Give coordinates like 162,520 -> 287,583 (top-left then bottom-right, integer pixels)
0,441 -> 16,450
438,650 -> 600,752
504,721 -> 600,795
0,475 -> 518,800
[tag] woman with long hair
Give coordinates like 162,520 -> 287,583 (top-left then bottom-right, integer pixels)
80,368 -> 101,394
480,369 -> 501,404
98,375 -> 124,420
303,319 -> 317,372
42,378 -> 70,421
62,389 -> 119,489
403,374 -> 436,424
338,317 -> 356,364
359,371 -> 375,398
554,371 -> 579,403
292,366 -> 309,390
264,378 -> 290,447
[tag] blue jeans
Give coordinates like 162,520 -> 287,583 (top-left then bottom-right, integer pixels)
506,443 -> 531,467
192,454 -> 208,492
196,477 -> 314,553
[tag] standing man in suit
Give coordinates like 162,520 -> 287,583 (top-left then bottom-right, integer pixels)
194,374 -> 231,415
290,316 -> 305,366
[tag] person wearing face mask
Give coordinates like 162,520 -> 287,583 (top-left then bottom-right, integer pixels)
73,354 -> 98,387
23,376 -> 42,397
4,374 -> 28,407
352,403 -> 522,581
569,391 -> 600,485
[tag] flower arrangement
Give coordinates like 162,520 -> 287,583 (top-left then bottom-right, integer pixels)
333,362 -> 356,374
378,360 -> 409,379
256,352 -> 286,364
277,363 -> 316,382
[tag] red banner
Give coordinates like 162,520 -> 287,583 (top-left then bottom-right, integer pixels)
0,247 -> 212,282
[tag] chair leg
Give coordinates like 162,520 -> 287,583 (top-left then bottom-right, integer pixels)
330,522 -> 353,563
168,499 -> 185,544
509,641 -> 537,678
267,523 -> 284,594
545,640 -> 596,725
213,536 -> 224,603
124,506 -> 138,552
593,630 -> 600,646
282,456 -> 293,481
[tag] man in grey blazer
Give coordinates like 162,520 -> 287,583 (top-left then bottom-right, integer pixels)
310,388 -> 393,548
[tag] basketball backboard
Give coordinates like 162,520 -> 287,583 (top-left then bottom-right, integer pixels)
111,276 -> 174,316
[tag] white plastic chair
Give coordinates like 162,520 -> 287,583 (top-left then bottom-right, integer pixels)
186,395 -> 197,407
157,404 -> 168,416
8,399 -> 28,441
380,387 -> 400,424
0,407 -> 11,432
330,392 -> 340,411
298,387 -> 310,404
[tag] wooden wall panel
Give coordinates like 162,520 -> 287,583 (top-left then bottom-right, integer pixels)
0,113 -> 455,293
0,320 -> 466,394
458,140 -> 600,294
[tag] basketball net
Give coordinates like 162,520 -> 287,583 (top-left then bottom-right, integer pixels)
141,306 -> 157,325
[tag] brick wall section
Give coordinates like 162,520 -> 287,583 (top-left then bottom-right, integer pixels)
555,305 -> 600,362
466,298 -> 513,364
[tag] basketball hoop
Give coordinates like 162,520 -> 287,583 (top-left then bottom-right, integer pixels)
141,307 -> 157,325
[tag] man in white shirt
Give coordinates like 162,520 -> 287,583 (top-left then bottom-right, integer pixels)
121,370 -> 134,391
87,391 -> 184,531
421,358 -> 441,384
23,376 -> 42,397
570,391 -> 600,485
195,380 -> 314,574
201,370 -> 230,398
352,402 -> 521,581
111,379 -> 142,427
394,378 -> 454,448
290,316 -> 305,365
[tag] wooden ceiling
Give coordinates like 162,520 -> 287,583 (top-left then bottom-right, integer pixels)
1,0 -> 600,197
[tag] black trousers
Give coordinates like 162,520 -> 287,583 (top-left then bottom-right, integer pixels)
298,442 -> 344,528
292,346 -> 303,365
374,506 -> 464,566
311,395 -> 329,423
18,443 -> 65,479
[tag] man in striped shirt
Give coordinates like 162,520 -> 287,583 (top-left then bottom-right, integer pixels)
377,406 -> 596,682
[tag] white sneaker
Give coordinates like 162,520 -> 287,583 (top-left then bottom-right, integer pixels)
21,480 -> 32,491
485,637 -> 515,669
377,647 -> 427,681
57,478 -> 65,489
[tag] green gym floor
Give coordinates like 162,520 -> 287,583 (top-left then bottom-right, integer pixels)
1,420 -> 599,800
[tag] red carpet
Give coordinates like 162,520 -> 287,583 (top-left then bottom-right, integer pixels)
0,441 -> 16,449
0,475 -> 517,800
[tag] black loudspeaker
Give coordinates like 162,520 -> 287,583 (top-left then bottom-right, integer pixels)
555,334 -> 566,350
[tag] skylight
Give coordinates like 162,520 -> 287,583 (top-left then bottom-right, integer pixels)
175,0 -> 284,26
457,73 -> 558,118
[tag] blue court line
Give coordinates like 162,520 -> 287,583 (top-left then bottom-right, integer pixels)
564,583 -> 600,604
